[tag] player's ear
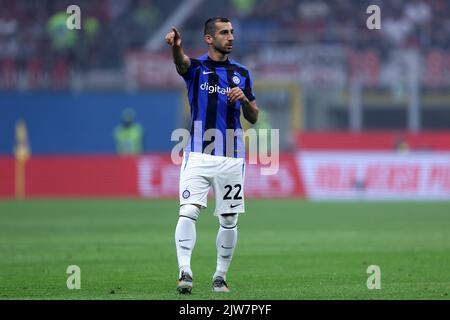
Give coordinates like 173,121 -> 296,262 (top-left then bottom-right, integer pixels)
204,34 -> 213,45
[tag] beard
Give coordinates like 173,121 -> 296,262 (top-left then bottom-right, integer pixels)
214,44 -> 232,55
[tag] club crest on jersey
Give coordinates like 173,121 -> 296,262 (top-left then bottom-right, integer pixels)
182,189 -> 190,199
232,75 -> 241,85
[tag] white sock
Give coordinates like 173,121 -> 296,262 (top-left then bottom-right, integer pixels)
214,226 -> 237,281
175,216 -> 196,277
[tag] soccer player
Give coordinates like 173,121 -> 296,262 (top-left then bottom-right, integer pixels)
165,17 -> 259,294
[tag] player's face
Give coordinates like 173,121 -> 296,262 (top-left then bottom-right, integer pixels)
211,22 -> 234,55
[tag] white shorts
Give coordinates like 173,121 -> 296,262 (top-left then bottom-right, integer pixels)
179,152 -> 245,215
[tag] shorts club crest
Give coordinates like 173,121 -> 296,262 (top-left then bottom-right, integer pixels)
182,190 -> 191,199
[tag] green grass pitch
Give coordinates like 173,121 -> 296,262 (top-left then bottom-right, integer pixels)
1,199 -> 449,299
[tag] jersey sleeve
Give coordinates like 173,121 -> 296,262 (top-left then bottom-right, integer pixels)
244,70 -> 255,102
177,58 -> 199,82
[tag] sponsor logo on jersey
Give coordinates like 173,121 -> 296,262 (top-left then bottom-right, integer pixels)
200,82 -> 230,95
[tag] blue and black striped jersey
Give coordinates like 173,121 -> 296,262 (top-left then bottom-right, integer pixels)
179,53 -> 255,159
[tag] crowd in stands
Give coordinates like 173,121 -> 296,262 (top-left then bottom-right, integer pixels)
0,0 -> 449,89
184,0 -> 449,51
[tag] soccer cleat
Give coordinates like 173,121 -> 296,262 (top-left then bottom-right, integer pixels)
212,276 -> 230,292
177,271 -> 193,294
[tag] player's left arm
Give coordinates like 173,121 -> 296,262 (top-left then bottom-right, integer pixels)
227,87 -> 259,124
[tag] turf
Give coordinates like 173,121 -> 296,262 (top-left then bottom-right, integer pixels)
0,199 -> 449,300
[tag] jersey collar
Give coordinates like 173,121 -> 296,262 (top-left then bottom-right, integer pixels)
205,55 -> 231,67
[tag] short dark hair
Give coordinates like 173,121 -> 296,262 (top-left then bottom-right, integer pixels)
204,17 -> 230,36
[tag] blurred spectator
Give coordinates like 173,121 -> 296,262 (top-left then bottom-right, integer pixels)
297,0 -> 330,20
133,0 -> 160,29
283,0 -> 326,44
232,0 -> 257,18
114,108 -> 144,155
404,0 -> 432,47
381,11 -> 413,48
83,16 -> 100,45
0,13 -> 17,36
78,15 -> 101,70
108,0 -> 132,20
128,0 -> 161,47
46,11 -> 79,52
404,0 -> 432,26
0,11 -> 18,58
0,58 -> 16,89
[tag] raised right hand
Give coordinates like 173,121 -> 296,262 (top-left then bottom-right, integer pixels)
165,27 -> 182,47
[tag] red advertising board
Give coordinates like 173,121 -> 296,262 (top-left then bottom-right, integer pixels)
0,154 -> 305,199
0,157 -> 14,197
2,151 -> 449,200
135,154 -> 305,198
0,156 -> 138,198
296,131 -> 450,151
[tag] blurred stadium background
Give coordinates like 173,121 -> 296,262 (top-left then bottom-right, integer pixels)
1,0 -> 450,199
1,0 -> 450,299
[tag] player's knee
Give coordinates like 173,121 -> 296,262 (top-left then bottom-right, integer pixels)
179,204 -> 200,222
219,214 -> 238,229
